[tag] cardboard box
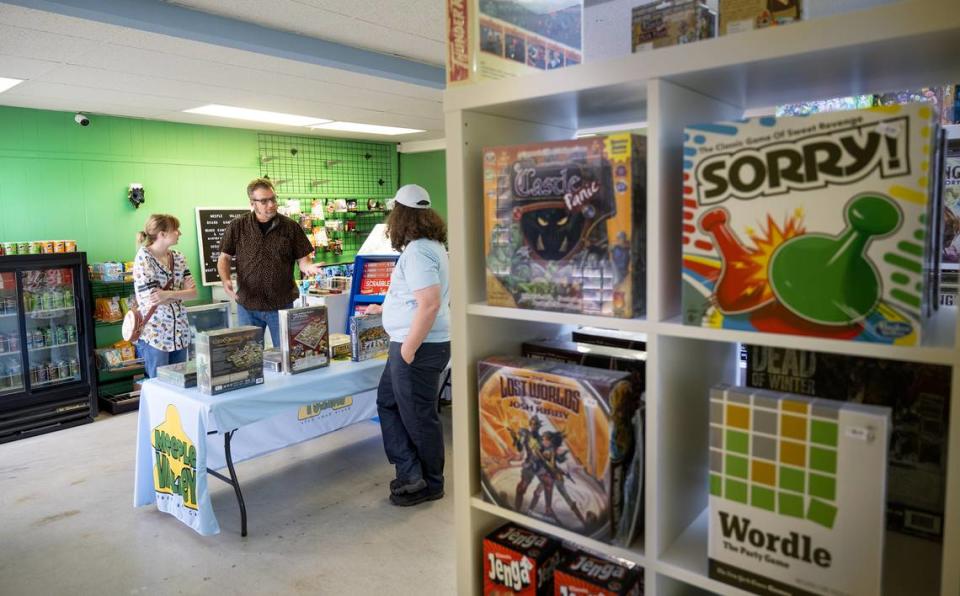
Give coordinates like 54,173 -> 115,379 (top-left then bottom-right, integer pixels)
262,348 -> 283,373
708,384 -> 889,596
746,346 -> 950,540
350,314 -> 389,361
195,326 -> 264,395
447,0 -> 583,86
330,333 -> 352,360
156,361 -> 197,388
279,305 -> 330,374
478,356 -> 639,543
681,104 -> 941,344
484,135 -> 647,318
719,0 -> 800,35
632,0 -> 715,52
553,549 -> 643,595
482,522 -> 562,595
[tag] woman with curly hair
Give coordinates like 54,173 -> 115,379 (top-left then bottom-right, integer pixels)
365,184 -> 450,506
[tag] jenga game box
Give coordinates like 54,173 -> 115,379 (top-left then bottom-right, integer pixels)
681,104 -> 942,344
553,549 -> 643,596
719,0 -> 800,35
278,305 -> 330,374
448,0 -> 583,86
484,135 -> 646,318
478,356 -> 639,543
483,522 -> 562,595
632,0 -> 715,53
195,326 -> 265,395
746,345 -> 951,540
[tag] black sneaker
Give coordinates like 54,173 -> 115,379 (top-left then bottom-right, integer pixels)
389,477 -> 427,496
389,487 -> 444,507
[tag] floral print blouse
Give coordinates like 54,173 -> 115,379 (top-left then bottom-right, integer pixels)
133,247 -> 193,352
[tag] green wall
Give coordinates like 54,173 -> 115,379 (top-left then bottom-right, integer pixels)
399,150 -> 447,221
0,106 -> 260,304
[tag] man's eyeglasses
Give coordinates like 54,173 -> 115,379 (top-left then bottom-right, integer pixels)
251,197 -> 278,205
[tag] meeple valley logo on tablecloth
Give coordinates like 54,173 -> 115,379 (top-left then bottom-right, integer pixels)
708,384 -> 889,596
297,396 -> 354,422
152,404 -> 199,512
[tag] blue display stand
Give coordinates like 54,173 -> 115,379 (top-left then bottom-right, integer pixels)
345,255 -> 398,333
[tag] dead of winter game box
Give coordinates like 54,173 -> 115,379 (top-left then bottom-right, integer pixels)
483,522 -> 562,595
746,345 -> 950,540
681,104 -> 943,344
477,355 -> 640,544
484,135 -> 646,318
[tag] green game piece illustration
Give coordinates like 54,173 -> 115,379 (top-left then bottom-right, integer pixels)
711,474 -> 723,496
809,473 -> 837,501
810,447 -> 838,474
779,492 -> 805,518
751,485 -> 776,511
807,499 -> 838,528
811,420 -> 839,446
726,479 -> 748,504
779,466 -> 805,492
726,429 -> 749,454
726,454 -> 749,479
770,194 -> 902,325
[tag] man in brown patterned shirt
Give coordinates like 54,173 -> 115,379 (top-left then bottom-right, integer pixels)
217,178 -> 323,345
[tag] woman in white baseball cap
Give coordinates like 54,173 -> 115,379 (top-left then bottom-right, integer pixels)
366,184 -> 451,506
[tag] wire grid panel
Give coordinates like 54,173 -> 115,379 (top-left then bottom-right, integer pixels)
258,134 -> 396,196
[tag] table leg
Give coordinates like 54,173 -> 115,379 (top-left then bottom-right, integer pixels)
207,429 -> 248,537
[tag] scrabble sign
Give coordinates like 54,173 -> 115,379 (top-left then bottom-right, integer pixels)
681,104 -> 940,344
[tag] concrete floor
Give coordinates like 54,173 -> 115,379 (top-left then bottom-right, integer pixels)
0,408 -> 456,595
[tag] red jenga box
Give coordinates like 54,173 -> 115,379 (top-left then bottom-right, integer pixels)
484,522 -> 562,595
553,550 -> 643,596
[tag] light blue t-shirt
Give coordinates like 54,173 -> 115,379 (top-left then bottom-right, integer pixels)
381,239 -> 450,343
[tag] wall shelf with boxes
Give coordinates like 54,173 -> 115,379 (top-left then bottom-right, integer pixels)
445,1 -> 960,595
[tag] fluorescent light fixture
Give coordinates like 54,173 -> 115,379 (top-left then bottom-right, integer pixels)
309,121 -> 425,136
183,104 -> 330,127
0,77 -> 24,94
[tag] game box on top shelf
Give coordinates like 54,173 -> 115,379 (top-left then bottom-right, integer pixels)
681,103 -> 943,344
484,134 -> 646,319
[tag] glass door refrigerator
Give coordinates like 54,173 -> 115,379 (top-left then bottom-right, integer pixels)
0,253 -> 97,443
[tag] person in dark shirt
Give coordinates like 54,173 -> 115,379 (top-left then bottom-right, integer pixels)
217,178 -> 323,345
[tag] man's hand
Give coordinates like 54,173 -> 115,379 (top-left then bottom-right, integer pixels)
364,304 -> 383,316
222,279 -> 238,301
400,342 -> 416,365
300,262 -> 324,276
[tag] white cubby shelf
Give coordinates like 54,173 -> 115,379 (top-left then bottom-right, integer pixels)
446,1 -> 960,594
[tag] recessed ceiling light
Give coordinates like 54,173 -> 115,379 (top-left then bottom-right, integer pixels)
0,77 -> 24,94
183,104 -> 330,127
308,121 -> 425,136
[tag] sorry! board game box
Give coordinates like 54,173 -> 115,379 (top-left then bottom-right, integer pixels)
681,103 -> 942,344
482,522 -> 562,595
709,383 -> 889,596
278,305 -> 330,374
484,135 -> 647,318
477,355 -> 640,544
745,345 -> 951,541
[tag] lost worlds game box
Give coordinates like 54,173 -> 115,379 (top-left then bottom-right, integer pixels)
682,103 -> 942,344
484,135 -> 646,318
746,345 -> 951,541
477,355 -> 640,544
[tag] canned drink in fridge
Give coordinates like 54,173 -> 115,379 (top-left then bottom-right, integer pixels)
50,289 -> 63,309
68,358 -> 80,378
57,360 -> 70,379
6,296 -> 16,313
9,363 -> 21,388
42,327 -> 54,347
62,288 -> 74,307
65,325 -> 76,344
8,333 -> 19,352
33,329 -> 44,348
41,292 -> 53,311
0,335 -> 7,354
46,362 -> 58,381
35,362 -> 47,383
55,325 -> 66,345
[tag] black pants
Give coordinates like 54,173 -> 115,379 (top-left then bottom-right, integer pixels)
376,341 -> 451,493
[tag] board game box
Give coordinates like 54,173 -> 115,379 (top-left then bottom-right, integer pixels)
745,345 -> 950,540
350,314 -> 389,361
554,549 -> 643,596
719,0 -> 800,35
681,104 -> 942,344
262,348 -> 282,373
156,360 -> 197,388
482,522 -> 562,595
570,327 -> 647,351
447,0 -> 583,86
195,326 -> 264,395
632,0 -> 715,52
278,305 -> 330,374
477,355 -> 640,544
709,383 -> 889,596
484,135 -> 647,318
329,333 -> 351,360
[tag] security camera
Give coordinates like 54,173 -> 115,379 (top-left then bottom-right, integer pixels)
74,113 -> 90,126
